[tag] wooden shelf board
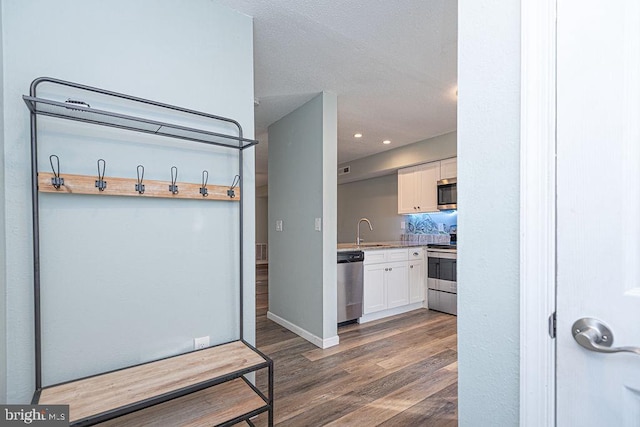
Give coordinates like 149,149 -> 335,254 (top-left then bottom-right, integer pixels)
95,378 -> 266,427
38,172 -> 241,201
37,341 -> 265,423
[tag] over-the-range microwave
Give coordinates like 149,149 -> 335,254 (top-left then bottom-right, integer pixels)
437,177 -> 457,210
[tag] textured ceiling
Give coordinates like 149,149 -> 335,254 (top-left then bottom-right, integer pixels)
217,0 -> 458,186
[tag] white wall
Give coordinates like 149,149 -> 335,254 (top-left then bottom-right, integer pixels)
2,0 -> 255,403
0,2 -> 6,404
267,92 -> 338,347
458,0 -> 521,424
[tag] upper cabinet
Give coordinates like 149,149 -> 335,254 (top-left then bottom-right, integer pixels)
397,157 -> 456,214
398,162 -> 440,214
440,157 -> 457,180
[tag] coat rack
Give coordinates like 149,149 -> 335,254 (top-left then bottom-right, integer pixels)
38,159 -> 241,201
24,77 -> 272,427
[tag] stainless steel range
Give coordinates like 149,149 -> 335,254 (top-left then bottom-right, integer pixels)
426,245 -> 457,315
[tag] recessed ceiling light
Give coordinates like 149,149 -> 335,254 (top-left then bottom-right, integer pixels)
354,133 -> 362,138
383,140 -> 391,145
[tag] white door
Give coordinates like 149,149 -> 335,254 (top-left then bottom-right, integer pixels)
556,1 -> 640,424
363,264 -> 386,314
416,162 -> 440,212
397,166 -> 418,214
386,261 -> 409,308
439,157 -> 457,180
409,260 -> 425,304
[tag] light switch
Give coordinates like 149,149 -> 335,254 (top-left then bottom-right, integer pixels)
315,217 -> 322,231
275,220 -> 283,232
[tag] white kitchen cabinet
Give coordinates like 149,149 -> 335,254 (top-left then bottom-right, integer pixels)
363,261 -> 409,313
397,166 -> 420,214
397,162 -> 440,214
386,262 -> 410,308
409,259 -> 425,304
363,263 -> 386,314
363,249 -> 409,314
440,157 -> 457,180
408,247 -> 425,304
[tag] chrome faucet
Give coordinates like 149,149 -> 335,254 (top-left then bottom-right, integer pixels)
356,218 -> 373,245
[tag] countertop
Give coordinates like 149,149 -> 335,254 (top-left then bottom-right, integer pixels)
337,241 -> 456,252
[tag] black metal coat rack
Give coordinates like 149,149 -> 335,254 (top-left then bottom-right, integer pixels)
24,77 -> 273,426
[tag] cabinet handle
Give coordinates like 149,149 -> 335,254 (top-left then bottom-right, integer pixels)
410,265 -> 414,269
389,268 -> 393,271
385,268 -> 388,271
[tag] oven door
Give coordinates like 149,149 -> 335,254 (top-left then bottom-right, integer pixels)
437,178 -> 457,210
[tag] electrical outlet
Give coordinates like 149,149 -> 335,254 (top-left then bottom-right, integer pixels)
401,221 -> 406,230
276,220 -> 283,232
315,217 -> 322,231
194,336 -> 210,350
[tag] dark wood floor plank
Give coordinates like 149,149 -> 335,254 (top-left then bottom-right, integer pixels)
303,311 -> 453,362
325,362 -> 457,426
252,264 -> 458,426
378,381 -> 458,427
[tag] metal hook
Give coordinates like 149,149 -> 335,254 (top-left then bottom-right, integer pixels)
49,154 -> 64,189
95,159 -> 107,191
200,170 -> 209,197
227,174 -> 240,198
135,165 -> 145,194
169,166 -> 179,194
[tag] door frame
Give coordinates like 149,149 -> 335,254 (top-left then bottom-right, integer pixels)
519,0 -> 557,425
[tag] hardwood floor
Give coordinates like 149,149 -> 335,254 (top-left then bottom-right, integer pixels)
252,265 -> 458,426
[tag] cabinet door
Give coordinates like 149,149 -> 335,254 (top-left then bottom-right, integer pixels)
386,262 -> 409,309
440,157 -> 457,180
363,264 -> 386,314
416,162 -> 440,212
397,166 -> 417,214
409,260 -> 425,303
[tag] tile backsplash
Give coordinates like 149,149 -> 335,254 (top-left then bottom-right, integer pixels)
401,211 -> 457,244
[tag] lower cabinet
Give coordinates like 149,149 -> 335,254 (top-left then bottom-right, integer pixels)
363,248 -> 413,315
385,262 -> 410,309
363,261 -> 409,314
409,259 -> 425,304
363,263 -> 386,313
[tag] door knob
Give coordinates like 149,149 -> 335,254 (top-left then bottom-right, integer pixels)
572,317 -> 640,355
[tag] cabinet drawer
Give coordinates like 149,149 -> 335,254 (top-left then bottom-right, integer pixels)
363,251 -> 386,265
408,247 -> 424,259
386,249 -> 408,262
363,248 -> 408,264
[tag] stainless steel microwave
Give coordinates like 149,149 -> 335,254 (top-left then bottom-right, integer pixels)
437,178 -> 457,210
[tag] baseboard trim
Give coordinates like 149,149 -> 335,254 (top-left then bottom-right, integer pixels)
359,303 -> 424,324
266,311 -> 339,349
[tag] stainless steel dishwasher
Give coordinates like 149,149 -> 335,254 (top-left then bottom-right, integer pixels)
337,250 -> 364,324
